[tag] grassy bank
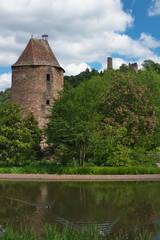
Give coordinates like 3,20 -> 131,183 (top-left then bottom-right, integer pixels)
0,225 -> 155,240
0,161 -> 160,175
1,225 -> 103,240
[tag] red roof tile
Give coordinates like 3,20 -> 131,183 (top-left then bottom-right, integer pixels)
12,38 -> 64,71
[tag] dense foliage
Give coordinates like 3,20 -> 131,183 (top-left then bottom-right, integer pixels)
46,68 -> 160,167
0,88 -> 11,106
1,61 -> 160,167
138,69 -> 160,148
0,103 -> 41,163
100,73 -> 157,139
0,161 -> 159,174
46,77 -> 105,166
64,68 -> 102,88
142,59 -> 160,73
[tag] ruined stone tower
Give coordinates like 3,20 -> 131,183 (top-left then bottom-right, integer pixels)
12,36 -> 64,128
107,57 -> 113,69
128,62 -> 138,72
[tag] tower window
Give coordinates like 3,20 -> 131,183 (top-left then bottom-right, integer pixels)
46,100 -> 50,105
46,74 -> 50,81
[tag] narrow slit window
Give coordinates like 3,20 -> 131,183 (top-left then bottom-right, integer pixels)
46,100 -> 50,105
46,74 -> 50,81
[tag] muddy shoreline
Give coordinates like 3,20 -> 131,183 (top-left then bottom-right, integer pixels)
0,174 -> 160,182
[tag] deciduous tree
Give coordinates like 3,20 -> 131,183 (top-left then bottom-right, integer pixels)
0,103 -> 41,163
100,73 -> 157,141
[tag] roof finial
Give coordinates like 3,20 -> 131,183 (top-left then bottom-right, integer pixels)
42,34 -> 48,40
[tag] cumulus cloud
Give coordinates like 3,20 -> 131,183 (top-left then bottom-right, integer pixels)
100,57 -> 128,71
0,0 -> 133,34
0,0 -> 160,91
112,58 -> 128,69
0,35 -> 22,66
64,63 -> 91,76
140,33 -> 160,48
0,73 -> 12,91
0,0 -> 156,67
148,0 -> 160,16
0,0 -> 133,67
103,32 -> 153,59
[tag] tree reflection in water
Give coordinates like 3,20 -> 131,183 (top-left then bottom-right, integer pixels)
0,181 -> 160,238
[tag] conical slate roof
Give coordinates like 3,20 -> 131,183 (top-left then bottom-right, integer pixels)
12,38 -> 64,71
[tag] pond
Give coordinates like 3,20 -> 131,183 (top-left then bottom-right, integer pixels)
0,181 -> 160,239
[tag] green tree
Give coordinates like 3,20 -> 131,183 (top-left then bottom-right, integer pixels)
88,126 -> 133,166
46,77 -> 107,166
119,63 -> 129,72
99,73 -> 158,142
46,70 -> 159,167
138,69 -> 160,147
64,68 -> 100,88
0,103 -> 41,163
142,59 -> 160,73
0,88 -> 11,106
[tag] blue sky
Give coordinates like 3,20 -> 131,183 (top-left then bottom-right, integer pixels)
0,67 -> 11,75
124,0 -> 160,40
0,0 -> 160,91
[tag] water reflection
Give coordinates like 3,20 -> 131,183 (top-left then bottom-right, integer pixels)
0,225 -> 5,237
8,197 -> 52,208
0,181 -> 160,237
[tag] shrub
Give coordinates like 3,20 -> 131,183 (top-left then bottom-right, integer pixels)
0,103 -> 41,164
63,166 -> 160,175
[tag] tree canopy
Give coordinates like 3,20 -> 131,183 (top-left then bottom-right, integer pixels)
64,68 -> 102,88
46,77 -> 106,166
46,69 -> 160,167
0,103 -> 41,164
142,59 -> 160,73
100,73 -> 157,140
1,60 -> 160,167
0,88 -> 11,106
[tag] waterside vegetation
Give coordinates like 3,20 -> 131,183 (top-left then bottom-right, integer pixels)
0,225 -> 156,240
0,60 -> 160,169
0,161 -> 160,175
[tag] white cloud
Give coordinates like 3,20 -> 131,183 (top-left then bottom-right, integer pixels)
0,35 -> 23,66
64,63 -> 91,76
0,0 -> 155,67
103,32 -> 153,59
52,30 -> 158,70
140,33 -> 160,48
0,0 -> 160,91
0,0 -> 133,33
137,55 -> 160,69
101,57 -> 128,71
0,0 -> 133,68
0,73 -> 12,91
148,0 -> 160,16
112,58 -> 128,69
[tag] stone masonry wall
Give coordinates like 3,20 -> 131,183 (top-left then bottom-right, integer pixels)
12,65 -> 64,128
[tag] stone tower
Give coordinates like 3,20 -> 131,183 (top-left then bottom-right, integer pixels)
128,62 -> 138,72
12,36 -> 65,128
107,57 -> 113,69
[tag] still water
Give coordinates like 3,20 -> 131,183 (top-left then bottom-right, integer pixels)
0,181 -> 160,238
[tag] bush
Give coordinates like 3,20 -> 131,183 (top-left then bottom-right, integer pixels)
0,161 -> 159,175
63,166 -> 160,175
0,103 -> 41,164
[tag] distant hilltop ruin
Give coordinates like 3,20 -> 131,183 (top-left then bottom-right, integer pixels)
107,57 -> 138,72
